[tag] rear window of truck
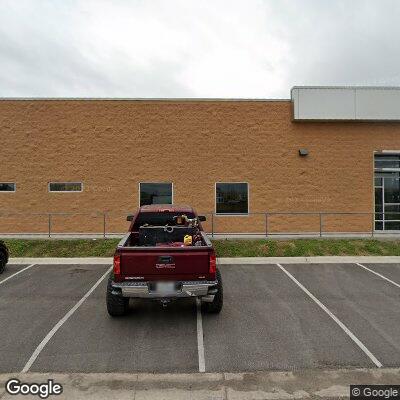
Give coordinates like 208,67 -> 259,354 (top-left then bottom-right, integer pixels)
134,212 -> 196,228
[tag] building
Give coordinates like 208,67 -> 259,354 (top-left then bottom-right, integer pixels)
1,86 -> 400,235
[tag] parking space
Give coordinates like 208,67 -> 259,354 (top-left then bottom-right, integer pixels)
283,263 -> 400,367
0,264 -> 31,283
0,262 -> 399,373
362,263 -> 400,284
0,264 -> 110,372
202,264 -> 375,372
32,285 -> 198,373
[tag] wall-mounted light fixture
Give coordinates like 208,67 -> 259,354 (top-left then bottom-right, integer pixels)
299,149 -> 309,157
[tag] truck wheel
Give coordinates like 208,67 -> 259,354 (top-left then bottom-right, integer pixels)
106,278 -> 129,317
202,268 -> 223,314
0,249 -> 7,274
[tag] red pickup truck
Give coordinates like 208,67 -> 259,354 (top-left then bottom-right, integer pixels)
106,205 -> 223,316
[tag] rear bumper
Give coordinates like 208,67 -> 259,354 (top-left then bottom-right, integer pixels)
111,280 -> 218,299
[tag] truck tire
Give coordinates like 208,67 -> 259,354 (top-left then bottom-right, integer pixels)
106,278 -> 129,317
202,268 -> 223,314
0,242 -> 8,274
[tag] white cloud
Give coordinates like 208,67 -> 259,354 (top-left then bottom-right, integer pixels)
0,0 -> 398,98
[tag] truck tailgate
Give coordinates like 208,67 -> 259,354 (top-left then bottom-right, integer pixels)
120,249 -> 211,277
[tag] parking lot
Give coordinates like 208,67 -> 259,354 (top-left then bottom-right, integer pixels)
0,261 -> 399,374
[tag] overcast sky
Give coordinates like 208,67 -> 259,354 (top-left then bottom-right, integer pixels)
0,0 -> 399,98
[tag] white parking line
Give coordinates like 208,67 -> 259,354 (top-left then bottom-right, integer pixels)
0,264 -> 36,286
356,263 -> 400,289
21,266 -> 112,373
276,263 -> 383,368
196,298 -> 206,372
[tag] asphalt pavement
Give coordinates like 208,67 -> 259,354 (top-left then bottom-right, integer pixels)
284,263 -> 400,367
0,261 -> 399,374
0,264 -> 110,373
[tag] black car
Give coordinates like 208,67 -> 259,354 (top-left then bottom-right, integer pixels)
0,241 -> 9,273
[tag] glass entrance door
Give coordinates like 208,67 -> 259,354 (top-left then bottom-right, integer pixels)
374,154 -> 400,231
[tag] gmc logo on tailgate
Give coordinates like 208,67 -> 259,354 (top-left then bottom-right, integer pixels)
155,263 -> 176,269
156,256 -> 175,269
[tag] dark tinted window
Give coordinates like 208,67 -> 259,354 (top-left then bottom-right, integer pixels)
374,154 -> 400,169
384,177 -> 400,203
385,221 -> 400,230
385,204 -> 400,220
0,183 -> 15,192
375,221 -> 383,231
140,183 -> 172,206
49,182 -> 82,192
216,183 -> 248,214
134,212 -> 195,228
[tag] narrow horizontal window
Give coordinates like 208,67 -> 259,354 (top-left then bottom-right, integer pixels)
139,183 -> 173,206
216,182 -> 249,214
49,182 -> 83,192
0,182 -> 16,192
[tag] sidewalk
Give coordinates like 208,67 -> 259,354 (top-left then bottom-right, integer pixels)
8,256 -> 400,264
1,368 -> 399,400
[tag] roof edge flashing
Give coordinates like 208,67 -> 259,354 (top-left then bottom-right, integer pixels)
0,97 -> 290,102
292,86 -> 400,121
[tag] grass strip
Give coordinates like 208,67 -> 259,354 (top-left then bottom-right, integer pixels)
2,238 -> 400,258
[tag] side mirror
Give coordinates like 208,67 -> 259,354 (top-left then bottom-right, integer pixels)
126,214 -> 135,222
198,215 -> 207,222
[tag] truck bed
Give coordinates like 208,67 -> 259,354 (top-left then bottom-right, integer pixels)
118,230 -> 210,248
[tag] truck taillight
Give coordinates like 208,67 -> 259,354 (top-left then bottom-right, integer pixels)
113,255 -> 121,276
209,253 -> 216,275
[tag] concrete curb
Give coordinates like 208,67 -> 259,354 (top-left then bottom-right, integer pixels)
0,368 -> 399,399
9,256 -> 400,264
219,256 -> 400,264
9,257 -> 113,264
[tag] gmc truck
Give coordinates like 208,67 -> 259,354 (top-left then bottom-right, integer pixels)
106,205 -> 223,316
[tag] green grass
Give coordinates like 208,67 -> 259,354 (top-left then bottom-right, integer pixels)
212,239 -> 400,257
4,239 -> 120,257
2,238 -> 400,258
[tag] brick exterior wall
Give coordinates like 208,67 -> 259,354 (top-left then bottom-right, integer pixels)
0,99 -> 399,234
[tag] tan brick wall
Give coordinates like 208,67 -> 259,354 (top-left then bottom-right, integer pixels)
0,99 -> 399,234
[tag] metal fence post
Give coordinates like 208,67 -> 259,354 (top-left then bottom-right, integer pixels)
211,213 -> 214,238
103,213 -> 106,239
48,214 -> 51,238
265,212 -> 268,238
319,213 -> 322,237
